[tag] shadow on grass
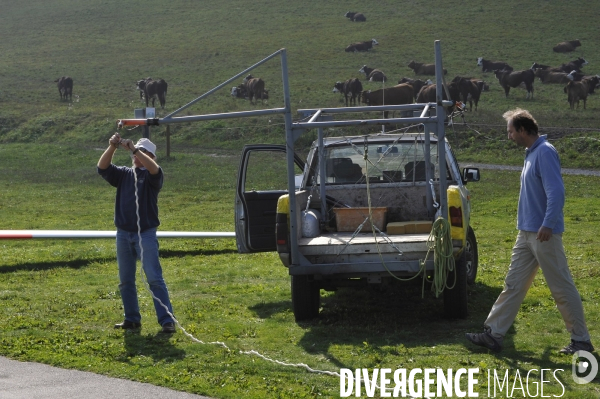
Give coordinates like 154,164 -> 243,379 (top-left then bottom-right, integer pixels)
249,280 -> 564,370
116,330 -> 186,363
0,248 -> 237,273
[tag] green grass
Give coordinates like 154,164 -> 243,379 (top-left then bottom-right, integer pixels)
2,0 -> 600,397
2,144 -> 600,398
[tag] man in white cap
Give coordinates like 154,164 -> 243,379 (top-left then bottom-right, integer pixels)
97,133 -> 176,334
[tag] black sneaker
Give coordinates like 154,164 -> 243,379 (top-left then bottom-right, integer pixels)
161,322 -> 176,334
114,320 -> 141,330
559,340 -> 594,355
466,328 -> 503,352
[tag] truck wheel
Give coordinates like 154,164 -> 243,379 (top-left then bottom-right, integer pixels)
466,226 -> 479,285
443,249 -> 468,319
291,276 -> 320,322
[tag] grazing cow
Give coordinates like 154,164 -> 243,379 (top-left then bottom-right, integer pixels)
533,68 -> 572,84
233,75 -> 266,104
553,40 -> 581,53
564,80 -> 590,109
477,57 -> 513,73
398,77 -> 431,100
140,78 -> 168,108
558,57 -> 588,73
55,77 -> 73,101
452,77 -> 485,111
333,78 -> 363,106
359,65 -> 387,82
345,39 -> 378,52
494,69 -> 535,99
360,84 -> 413,118
344,11 -> 366,22
407,60 -> 446,75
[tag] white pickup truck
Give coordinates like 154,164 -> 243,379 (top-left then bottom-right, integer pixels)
235,129 -> 480,322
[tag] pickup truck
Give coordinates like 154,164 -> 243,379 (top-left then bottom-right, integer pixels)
235,130 -> 480,322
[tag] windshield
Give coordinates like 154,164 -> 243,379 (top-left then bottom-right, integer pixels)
309,137 -> 442,185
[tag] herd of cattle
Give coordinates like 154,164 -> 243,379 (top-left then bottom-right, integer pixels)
333,27 -> 599,112
52,12 -> 597,114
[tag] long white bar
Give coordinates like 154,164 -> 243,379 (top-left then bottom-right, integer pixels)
0,230 -> 235,239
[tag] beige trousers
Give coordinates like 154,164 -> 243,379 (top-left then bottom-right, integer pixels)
485,231 -> 590,342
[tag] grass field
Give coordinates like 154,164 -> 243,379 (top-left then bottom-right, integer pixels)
2,0 -> 600,398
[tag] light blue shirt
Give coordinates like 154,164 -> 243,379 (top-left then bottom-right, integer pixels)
517,135 -> 565,233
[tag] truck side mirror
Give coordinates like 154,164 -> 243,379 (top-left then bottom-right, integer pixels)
462,167 -> 480,183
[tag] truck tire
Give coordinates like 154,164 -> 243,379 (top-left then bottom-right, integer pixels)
466,226 -> 479,285
443,249 -> 468,319
291,275 -> 320,321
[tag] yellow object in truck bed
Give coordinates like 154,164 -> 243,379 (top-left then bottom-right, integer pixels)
387,221 -> 432,235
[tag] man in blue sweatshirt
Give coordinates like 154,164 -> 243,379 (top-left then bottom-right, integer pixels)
466,108 -> 592,354
98,133 -> 176,334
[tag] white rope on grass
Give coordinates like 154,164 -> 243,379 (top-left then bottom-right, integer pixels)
130,157 -> 339,377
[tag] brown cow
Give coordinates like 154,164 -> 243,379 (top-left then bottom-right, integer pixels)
564,80 -> 590,109
241,75 -> 266,104
359,65 -> 387,82
452,77 -> 485,111
345,39 -> 378,52
533,68 -> 572,84
55,76 -> 73,101
360,84 -> 413,118
344,11 -> 366,22
553,40 -> 581,53
494,69 -> 535,99
398,77 -> 431,100
416,82 -> 461,114
333,78 -> 363,106
407,60 -> 446,75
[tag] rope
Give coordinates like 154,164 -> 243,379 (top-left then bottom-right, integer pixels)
420,217 -> 456,298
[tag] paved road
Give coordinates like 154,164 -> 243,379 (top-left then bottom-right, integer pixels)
0,356 -> 211,399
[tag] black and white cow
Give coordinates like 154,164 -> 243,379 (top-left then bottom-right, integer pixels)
333,78 -> 363,106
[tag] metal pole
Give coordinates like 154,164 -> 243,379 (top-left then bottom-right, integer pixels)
434,40 -> 448,219
318,127 -> 327,229
166,125 -> 171,157
281,49 -> 299,267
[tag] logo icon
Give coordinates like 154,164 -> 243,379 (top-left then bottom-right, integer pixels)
572,350 -> 598,384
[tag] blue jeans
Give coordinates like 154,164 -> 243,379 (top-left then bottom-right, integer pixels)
116,228 -> 174,326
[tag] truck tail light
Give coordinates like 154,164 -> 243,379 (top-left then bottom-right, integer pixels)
449,206 -> 463,227
276,213 -> 289,250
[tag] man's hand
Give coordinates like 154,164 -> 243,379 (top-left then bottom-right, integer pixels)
536,226 -> 552,242
109,133 -> 122,148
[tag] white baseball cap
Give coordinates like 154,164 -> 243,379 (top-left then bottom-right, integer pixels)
135,138 -> 156,157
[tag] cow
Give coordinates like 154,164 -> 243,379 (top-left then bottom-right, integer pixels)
55,77 -> 73,101
333,78 -> 363,106
407,60 -> 446,75
398,77 -> 431,100
477,57 -> 513,73
136,77 -> 152,100
494,69 -> 535,99
574,75 -> 600,94
558,57 -> 588,73
360,84 -> 413,118
451,76 -> 485,111
140,78 -> 168,108
359,65 -> 387,82
564,80 -> 590,109
553,40 -> 581,53
416,82 -> 461,114
238,75 -> 266,104
344,11 -> 366,22
533,68 -> 572,84
345,39 -> 378,52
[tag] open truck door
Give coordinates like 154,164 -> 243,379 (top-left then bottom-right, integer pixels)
235,144 -> 305,253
